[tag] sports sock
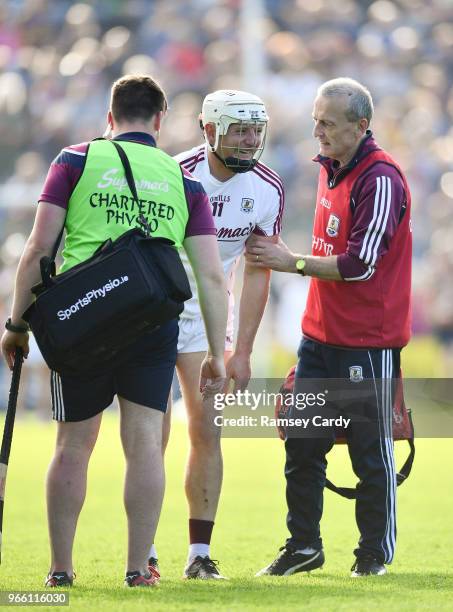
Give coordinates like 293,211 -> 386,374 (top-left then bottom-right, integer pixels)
188,519 -> 214,562
148,544 -> 158,560
188,543 -> 210,562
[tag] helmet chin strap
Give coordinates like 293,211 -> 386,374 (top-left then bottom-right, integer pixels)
213,151 -> 257,174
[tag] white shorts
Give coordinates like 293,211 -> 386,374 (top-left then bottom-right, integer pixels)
177,315 -> 234,354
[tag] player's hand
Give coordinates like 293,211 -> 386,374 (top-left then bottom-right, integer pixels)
199,354 -> 226,396
245,236 -> 297,273
225,352 -> 251,392
1,330 -> 29,370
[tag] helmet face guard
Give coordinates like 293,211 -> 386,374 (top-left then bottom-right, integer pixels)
200,90 -> 269,174
214,119 -> 268,173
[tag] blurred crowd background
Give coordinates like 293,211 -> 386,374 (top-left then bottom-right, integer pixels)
1,0 -> 453,414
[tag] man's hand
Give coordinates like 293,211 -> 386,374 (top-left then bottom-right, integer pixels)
225,352 -> 251,392
199,354 -> 226,396
245,236 -> 298,273
1,330 -> 29,370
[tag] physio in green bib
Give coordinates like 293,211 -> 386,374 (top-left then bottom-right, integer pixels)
62,138 -> 189,272
1,74 -> 228,588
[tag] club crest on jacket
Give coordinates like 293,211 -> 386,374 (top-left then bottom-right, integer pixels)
326,213 -> 340,237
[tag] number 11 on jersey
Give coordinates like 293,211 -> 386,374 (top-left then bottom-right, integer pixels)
212,201 -> 224,217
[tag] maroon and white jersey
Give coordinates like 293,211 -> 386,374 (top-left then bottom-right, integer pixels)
303,134 -> 412,348
175,144 -> 284,322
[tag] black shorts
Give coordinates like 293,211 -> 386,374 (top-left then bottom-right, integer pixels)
50,320 -> 178,422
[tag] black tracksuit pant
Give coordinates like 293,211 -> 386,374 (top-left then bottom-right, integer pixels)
285,337 -> 400,564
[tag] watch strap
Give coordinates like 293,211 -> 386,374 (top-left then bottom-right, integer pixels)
5,318 -> 29,333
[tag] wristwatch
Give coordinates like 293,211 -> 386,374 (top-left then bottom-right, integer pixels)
295,258 -> 306,276
5,318 -> 29,333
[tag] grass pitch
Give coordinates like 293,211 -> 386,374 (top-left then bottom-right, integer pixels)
0,415 -> 452,611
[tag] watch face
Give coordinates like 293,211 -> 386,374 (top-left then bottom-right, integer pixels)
296,259 -> 305,271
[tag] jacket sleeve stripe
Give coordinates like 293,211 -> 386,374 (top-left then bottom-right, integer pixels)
370,177 -> 392,266
365,176 -> 388,265
344,266 -> 376,281
359,175 -> 381,261
359,176 -> 392,266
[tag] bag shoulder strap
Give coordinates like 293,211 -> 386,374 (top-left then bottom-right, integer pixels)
109,139 -> 139,202
107,139 -> 152,236
325,409 -> 415,500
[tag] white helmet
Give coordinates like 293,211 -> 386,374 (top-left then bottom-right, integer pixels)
200,89 -> 269,173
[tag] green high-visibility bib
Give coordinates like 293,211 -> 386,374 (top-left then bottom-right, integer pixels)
61,139 -> 188,272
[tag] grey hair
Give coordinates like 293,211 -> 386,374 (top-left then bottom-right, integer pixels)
317,78 -> 373,123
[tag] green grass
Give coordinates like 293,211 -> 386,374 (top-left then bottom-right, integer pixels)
0,416 -> 452,611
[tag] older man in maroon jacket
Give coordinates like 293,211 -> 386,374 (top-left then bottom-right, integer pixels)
248,78 -> 412,578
